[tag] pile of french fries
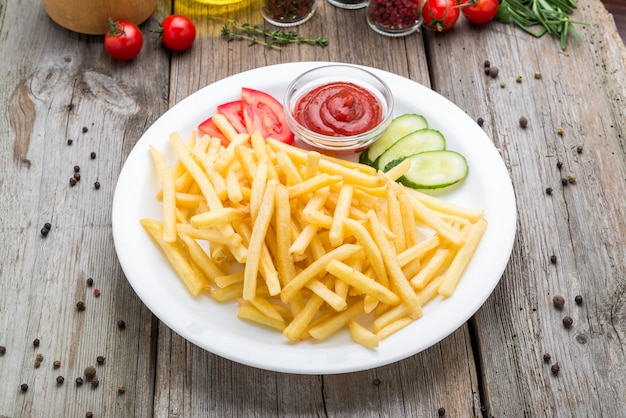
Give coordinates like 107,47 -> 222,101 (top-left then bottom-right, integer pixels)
141,113 -> 487,348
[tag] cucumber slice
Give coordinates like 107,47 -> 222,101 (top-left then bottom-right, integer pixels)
396,150 -> 468,189
376,129 -> 446,172
359,114 -> 428,166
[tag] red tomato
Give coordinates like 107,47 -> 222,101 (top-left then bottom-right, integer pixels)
460,0 -> 499,24
159,15 -> 196,52
422,0 -> 461,32
198,116 -> 229,146
217,100 -> 247,134
241,88 -> 294,144
104,19 -> 143,61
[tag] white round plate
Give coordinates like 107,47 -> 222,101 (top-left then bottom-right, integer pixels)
112,61 -> 516,375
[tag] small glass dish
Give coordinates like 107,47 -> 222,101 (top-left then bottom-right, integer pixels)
283,65 -> 394,154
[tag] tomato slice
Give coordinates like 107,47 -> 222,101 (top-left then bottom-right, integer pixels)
241,88 -> 294,144
198,116 -> 229,146
217,100 -> 247,134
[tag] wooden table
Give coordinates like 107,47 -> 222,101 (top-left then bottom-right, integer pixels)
1,0 -> 625,416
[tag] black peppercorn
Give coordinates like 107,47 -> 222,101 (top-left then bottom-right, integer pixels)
543,353 -> 551,362
561,178 -> 568,186
86,412 -> 93,418
545,187 -> 553,195
44,222 -> 52,231
576,145 -> 583,154
76,377 -> 84,385
20,383 -> 29,392
76,301 -> 86,311
67,139 -> 73,145
33,338 -> 40,347
54,360 -> 61,368
438,407 -> 446,416
74,165 -> 80,173
82,126 -> 88,133
96,355 -> 105,365
484,60 -> 490,68
56,376 -> 65,384
34,360 -> 41,368
563,316 -> 573,328
90,152 -> 96,159
550,255 -> 557,264
519,116 -> 528,128
87,278 -> 93,287
553,295 -> 565,309
372,378 -> 380,385
117,320 -> 126,329
73,172 -> 81,182
0,346 -> 6,355
477,117 -> 484,127
551,364 -> 560,375
91,378 -> 99,388
574,295 -> 583,305
94,181 -> 101,190
484,68 -> 490,75
556,161 -> 563,170
41,227 -> 49,236
70,177 -> 77,186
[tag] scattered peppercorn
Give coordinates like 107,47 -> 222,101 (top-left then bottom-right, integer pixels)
86,412 -> 93,418
118,385 -> 126,394
94,289 -> 101,297
41,227 -> 50,236
484,68 -> 490,75
551,364 -> 560,375
36,353 -> 44,362
372,378 -> 380,385
534,71 -> 542,79
67,139 -> 73,145
519,116 -> 528,128
33,339 -> 40,347
73,172 -> 81,182
74,165 -> 80,173
550,255 -> 557,264
576,145 -> 583,154
563,316 -> 573,328
516,75 -> 522,83
34,361 -> 41,368
54,360 -> 61,368
500,82 -> 506,88
91,378 -> 99,388
484,60 -> 490,68
0,346 -> 6,355
477,117 -> 484,127
438,407 -> 446,416
543,353 -> 551,362
574,295 -> 583,305
76,301 -> 86,311
557,126 -> 564,135
82,126 -> 88,133
76,377 -> 84,385
556,161 -> 563,170
87,277 -> 94,287
70,177 -> 77,186
567,172 -> 577,183
94,181 -> 101,190
553,294 -> 565,309
96,355 -> 105,365
561,178 -> 568,186
56,376 -> 65,384
90,152 -> 96,159
44,222 -> 52,230
84,365 -> 97,380
117,320 -> 126,329
545,187 -> 553,195
20,383 -> 29,392
489,66 -> 499,78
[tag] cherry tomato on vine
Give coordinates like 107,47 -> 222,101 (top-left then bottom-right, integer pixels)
460,0 -> 499,24
156,14 -> 196,52
422,0 -> 461,32
104,18 -> 143,61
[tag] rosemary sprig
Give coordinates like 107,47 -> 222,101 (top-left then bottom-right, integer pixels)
500,0 -> 587,50
221,20 -> 328,50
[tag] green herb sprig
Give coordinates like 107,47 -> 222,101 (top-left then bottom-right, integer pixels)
221,20 -> 328,50
498,0 -> 587,50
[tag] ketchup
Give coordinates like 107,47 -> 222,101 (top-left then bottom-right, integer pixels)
293,82 -> 383,136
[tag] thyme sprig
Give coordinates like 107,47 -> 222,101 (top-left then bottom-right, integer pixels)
500,0 -> 587,50
221,20 -> 328,50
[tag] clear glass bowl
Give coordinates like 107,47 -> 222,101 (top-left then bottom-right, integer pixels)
284,65 -> 394,154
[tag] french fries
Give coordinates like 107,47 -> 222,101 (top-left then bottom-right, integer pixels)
141,117 -> 487,348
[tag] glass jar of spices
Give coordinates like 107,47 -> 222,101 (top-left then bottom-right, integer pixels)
326,0 -> 367,10
366,0 -> 423,37
262,0 -> 317,27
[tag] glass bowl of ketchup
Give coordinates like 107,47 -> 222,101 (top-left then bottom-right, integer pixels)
284,64 -> 394,155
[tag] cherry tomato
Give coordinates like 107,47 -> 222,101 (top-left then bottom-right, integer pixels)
241,88 -> 295,144
460,0 -> 499,24
159,15 -> 196,52
422,0 -> 461,32
104,19 -> 143,61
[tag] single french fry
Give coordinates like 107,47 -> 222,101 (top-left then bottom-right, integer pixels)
178,233 -> 225,283
175,223 -> 243,247
410,248 -> 451,290
161,166 -> 177,243
408,188 -> 485,223
212,113 -> 239,143
397,189 -> 418,248
325,259 -> 400,306
238,305 -> 286,331
251,132 -> 278,180
243,180 -> 277,301
308,299 -> 365,340
273,183 -> 297,286
438,218 -> 487,297
386,185 -> 405,252
375,317 -> 413,340
214,133 -> 250,173
303,150 -> 320,180
283,293 -> 325,341
214,272 -> 244,288
250,159 -> 269,221
343,218 -> 388,287
382,158 -> 411,181
287,173 -> 343,198
211,281 -> 244,302
329,184 -> 353,247
174,192 -> 205,208
305,277 -> 347,311
190,207 -> 249,229
408,194 -> 464,246
396,235 -> 440,268
140,218 -> 205,296
349,319 -> 379,349
275,150 -> 304,186
226,167 -> 244,204
249,296 -> 285,322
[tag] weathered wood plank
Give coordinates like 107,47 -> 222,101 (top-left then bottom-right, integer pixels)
423,1 -> 626,416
